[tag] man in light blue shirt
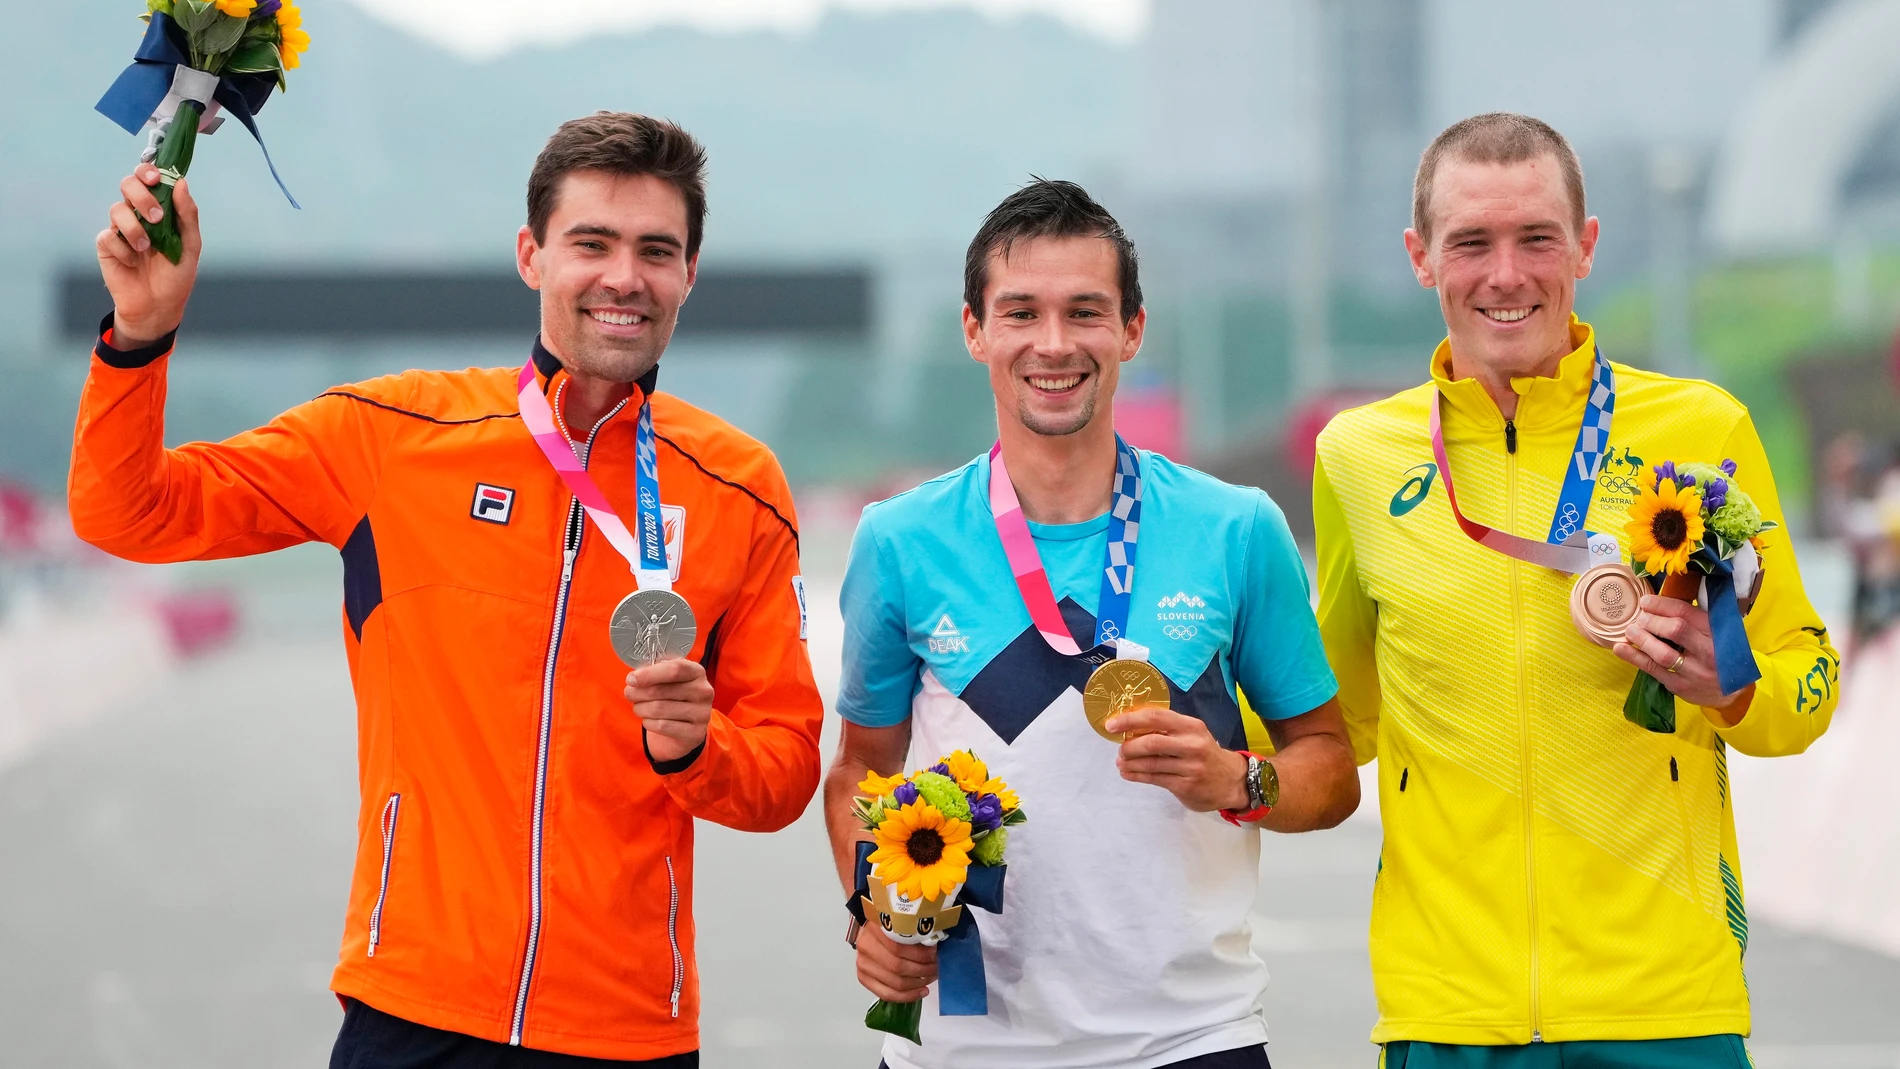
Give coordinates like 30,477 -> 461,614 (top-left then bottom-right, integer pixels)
822,179 -> 1361,1069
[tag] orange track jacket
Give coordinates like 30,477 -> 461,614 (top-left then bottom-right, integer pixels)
69,328 -> 824,1061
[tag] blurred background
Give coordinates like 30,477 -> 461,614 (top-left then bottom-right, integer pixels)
4,0 -> 1900,1066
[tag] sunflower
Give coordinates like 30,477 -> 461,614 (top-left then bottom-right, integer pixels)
276,2 -> 309,69
214,0 -> 256,16
976,776 -> 1020,812
857,769 -> 909,798
868,801 -> 972,902
1625,477 -> 1706,575
942,750 -> 988,793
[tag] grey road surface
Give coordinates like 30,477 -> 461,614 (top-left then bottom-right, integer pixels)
0,555 -> 1895,1069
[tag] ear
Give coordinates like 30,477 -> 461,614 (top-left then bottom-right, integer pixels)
1120,306 -> 1146,363
1403,228 -> 1435,288
516,225 -> 542,290
1575,216 -> 1600,281
682,251 -> 699,303
963,303 -> 985,364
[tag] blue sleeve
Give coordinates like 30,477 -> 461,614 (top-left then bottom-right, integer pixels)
1231,491 -> 1339,720
835,508 -> 920,727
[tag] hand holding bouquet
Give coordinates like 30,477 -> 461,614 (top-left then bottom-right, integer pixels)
1620,459 -> 1775,732
848,750 -> 1025,1044
96,0 -> 308,263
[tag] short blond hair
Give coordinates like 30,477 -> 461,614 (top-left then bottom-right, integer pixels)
1413,112 -> 1585,241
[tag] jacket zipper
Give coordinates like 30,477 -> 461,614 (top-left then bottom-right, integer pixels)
665,856 -> 683,1019
1504,428 -> 1543,1042
509,398 -> 627,1046
368,793 -> 401,957
1474,412 -> 1544,1037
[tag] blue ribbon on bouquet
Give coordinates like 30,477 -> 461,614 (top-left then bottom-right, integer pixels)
849,842 -> 1007,1017
94,12 -> 300,208
1703,556 -> 1761,698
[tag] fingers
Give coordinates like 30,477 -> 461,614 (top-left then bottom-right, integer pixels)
628,658 -> 706,688
1104,706 -> 1196,738
857,930 -> 937,1002
641,717 -> 706,741
121,170 -> 164,225
631,700 -> 710,725
1637,594 -> 1693,619
107,201 -> 152,255
96,226 -> 141,269
173,178 -> 202,258
1118,729 -> 1199,761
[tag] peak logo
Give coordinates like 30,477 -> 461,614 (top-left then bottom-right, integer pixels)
1389,464 -> 1437,517
1157,592 -> 1206,610
927,614 -> 970,655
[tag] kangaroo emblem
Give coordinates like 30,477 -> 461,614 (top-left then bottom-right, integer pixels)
1617,446 -> 1645,476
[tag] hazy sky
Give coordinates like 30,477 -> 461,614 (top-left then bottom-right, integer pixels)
343,0 -> 1149,58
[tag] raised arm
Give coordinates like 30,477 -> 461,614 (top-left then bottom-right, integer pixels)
73,166 -> 380,560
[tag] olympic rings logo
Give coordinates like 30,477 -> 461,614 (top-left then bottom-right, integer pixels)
1598,474 -> 1643,496
1163,624 -> 1197,641
1554,503 -> 1582,539
1099,621 -> 1122,640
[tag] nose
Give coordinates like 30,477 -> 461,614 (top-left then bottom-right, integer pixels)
1486,241 -> 1532,294
1030,314 -> 1074,359
596,247 -> 646,299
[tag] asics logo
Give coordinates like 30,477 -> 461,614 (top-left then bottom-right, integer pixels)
1390,464 -> 1437,517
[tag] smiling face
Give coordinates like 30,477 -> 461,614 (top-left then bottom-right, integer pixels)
1404,153 -> 1598,382
964,235 -> 1145,438
516,169 -> 698,383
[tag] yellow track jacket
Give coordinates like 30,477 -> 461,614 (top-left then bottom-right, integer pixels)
1313,319 -> 1840,1046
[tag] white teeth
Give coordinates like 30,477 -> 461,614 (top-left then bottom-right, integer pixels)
1483,307 -> 1533,323
590,310 -> 643,326
1028,375 -> 1082,391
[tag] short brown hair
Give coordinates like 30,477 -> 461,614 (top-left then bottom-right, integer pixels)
527,112 -> 708,256
1412,112 -> 1585,241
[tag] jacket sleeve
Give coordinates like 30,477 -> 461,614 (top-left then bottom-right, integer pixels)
1313,453 -> 1382,765
68,334 -> 382,559
1695,411 -> 1841,756
656,463 -> 824,831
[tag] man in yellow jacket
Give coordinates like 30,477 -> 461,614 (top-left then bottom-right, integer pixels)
1314,112 -> 1840,1068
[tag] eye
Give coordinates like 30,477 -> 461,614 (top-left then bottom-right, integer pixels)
1005,309 -> 1034,320
575,240 -> 606,252
1073,309 -> 1102,319
643,246 -> 674,260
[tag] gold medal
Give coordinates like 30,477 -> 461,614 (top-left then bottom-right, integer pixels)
1081,659 -> 1170,741
1570,562 -> 1643,648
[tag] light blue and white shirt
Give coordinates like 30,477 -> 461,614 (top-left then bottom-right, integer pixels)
839,449 -> 1338,1069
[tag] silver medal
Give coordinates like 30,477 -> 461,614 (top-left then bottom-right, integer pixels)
609,589 -> 697,667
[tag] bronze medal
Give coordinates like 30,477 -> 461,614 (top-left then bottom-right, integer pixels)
1081,659 -> 1170,741
1570,562 -> 1643,648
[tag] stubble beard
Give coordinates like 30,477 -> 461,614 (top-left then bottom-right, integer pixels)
550,301 -> 675,384
1016,378 -> 1101,437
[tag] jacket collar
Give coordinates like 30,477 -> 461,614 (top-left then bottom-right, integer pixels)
529,335 -> 661,403
1429,316 -> 1597,434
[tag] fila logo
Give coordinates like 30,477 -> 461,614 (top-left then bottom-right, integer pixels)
928,614 -> 970,655
471,484 -> 515,525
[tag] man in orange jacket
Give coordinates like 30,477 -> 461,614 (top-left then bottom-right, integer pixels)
75,112 -> 823,1067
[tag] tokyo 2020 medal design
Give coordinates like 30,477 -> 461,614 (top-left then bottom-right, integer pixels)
1570,562 -> 1643,647
610,589 -> 697,668
1081,659 -> 1171,741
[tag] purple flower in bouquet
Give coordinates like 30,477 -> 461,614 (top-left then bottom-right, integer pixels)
1720,458 -> 1738,477
928,762 -> 951,778
1704,477 -> 1729,512
893,781 -> 919,807
968,793 -> 1004,833
1652,460 -> 1676,491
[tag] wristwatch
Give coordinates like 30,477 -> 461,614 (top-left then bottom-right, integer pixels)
1221,750 -> 1279,825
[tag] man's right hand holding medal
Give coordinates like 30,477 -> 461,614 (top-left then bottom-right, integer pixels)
97,165 -> 200,349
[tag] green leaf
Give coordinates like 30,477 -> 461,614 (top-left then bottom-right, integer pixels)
225,39 -> 281,74
197,11 -> 248,56
174,0 -> 218,33
1001,808 -> 1028,827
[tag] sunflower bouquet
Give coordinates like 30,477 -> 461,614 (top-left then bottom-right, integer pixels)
96,0 -> 308,263
848,750 -> 1025,1043
1621,459 -> 1775,732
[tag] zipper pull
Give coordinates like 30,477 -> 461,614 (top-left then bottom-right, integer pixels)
1505,419 -> 1518,454
561,546 -> 577,585
671,991 -> 680,1019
